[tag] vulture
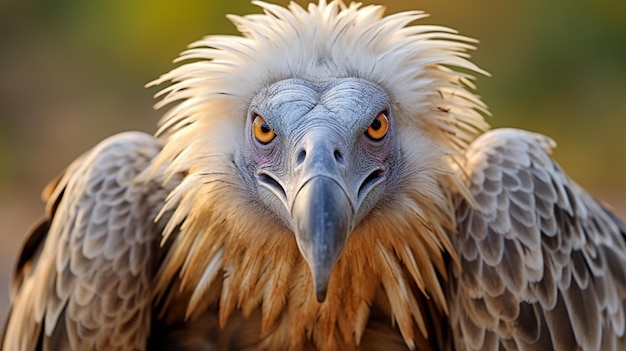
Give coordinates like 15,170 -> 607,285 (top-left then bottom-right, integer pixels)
3,1 -> 626,350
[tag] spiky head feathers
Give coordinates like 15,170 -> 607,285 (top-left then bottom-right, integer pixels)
150,0 -> 488,171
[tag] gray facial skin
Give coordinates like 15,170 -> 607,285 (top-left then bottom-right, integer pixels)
236,77 -> 400,301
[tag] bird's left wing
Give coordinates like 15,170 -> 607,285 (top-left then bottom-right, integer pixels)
449,128 -> 626,350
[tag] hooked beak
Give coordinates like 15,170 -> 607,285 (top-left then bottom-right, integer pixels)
292,176 -> 352,302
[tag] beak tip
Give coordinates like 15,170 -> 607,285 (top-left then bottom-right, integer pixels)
316,287 -> 328,303
315,289 -> 326,303
312,264 -> 331,303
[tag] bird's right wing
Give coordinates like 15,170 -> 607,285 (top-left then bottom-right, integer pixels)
449,128 -> 626,350
1,132 -> 177,351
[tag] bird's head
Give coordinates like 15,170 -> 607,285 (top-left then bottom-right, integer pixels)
240,77 -> 399,301
149,0 -> 488,318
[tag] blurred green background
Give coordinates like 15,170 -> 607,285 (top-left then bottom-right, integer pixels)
1,0 -> 625,321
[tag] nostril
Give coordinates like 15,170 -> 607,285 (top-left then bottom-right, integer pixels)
334,149 -> 344,164
296,149 -> 307,165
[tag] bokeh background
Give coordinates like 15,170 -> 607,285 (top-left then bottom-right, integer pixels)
1,0 -> 625,324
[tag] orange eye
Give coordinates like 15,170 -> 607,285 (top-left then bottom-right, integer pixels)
253,115 -> 276,144
365,111 -> 389,141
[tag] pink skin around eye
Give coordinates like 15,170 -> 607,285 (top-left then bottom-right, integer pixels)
256,158 -> 275,170
356,131 -> 392,164
251,142 -> 279,169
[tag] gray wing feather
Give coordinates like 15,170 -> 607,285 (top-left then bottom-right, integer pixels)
450,128 -> 626,351
2,132 -> 175,351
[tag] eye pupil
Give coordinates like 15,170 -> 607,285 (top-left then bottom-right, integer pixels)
370,118 -> 382,130
261,123 -> 271,133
